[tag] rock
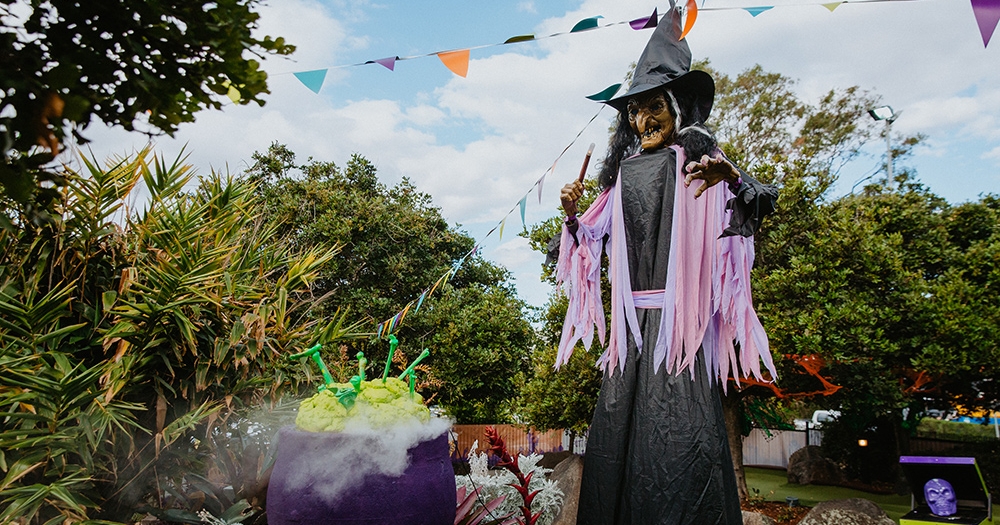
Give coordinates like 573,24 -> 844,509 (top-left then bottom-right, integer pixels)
787,445 -> 844,486
742,510 -> 776,525
548,455 -> 583,525
539,450 -> 574,470
798,498 -> 895,525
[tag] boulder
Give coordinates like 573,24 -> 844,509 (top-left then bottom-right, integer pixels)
798,498 -> 895,525
742,510 -> 776,525
539,450 -> 574,470
787,445 -> 844,486
548,455 -> 583,525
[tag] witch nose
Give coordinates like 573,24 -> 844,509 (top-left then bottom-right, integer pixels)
635,110 -> 653,131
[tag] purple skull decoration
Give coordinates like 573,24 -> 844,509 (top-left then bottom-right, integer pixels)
924,478 -> 957,516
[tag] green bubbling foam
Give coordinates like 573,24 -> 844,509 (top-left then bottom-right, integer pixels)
295,377 -> 430,432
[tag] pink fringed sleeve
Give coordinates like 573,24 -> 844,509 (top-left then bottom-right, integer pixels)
556,146 -> 776,386
555,188 -> 612,369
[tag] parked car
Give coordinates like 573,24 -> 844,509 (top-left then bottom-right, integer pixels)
793,409 -> 841,430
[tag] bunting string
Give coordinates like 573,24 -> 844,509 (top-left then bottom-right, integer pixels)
374,101 -> 615,336
315,0 -> 992,336
272,0 -> 988,98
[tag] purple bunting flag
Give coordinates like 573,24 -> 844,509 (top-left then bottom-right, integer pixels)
504,34 -> 535,44
364,56 -> 399,71
630,8 -> 658,30
972,0 -> 1000,47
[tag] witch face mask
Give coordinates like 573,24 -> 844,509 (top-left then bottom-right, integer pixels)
627,90 -> 675,152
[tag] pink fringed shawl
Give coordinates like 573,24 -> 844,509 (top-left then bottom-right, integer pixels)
556,146 -> 776,386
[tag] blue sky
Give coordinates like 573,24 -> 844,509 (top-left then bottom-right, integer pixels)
81,0 -> 1000,310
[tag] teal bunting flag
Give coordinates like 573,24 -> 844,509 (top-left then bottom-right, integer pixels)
519,196 -> 527,228
586,83 -> 622,101
744,6 -> 774,17
293,69 -> 328,94
571,16 -> 603,32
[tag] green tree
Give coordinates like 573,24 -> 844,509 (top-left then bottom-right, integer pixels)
513,340 -> 602,451
245,144 -> 537,423
0,1 -> 293,208
0,149 -> 357,523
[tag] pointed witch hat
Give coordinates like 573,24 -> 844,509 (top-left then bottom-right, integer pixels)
605,6 -> 714,120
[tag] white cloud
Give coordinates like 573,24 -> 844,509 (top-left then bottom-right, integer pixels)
985,145 -> 1000,161
74,0 -> 1000,306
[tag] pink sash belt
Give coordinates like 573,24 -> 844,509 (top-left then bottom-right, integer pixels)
632,289 -> 665,309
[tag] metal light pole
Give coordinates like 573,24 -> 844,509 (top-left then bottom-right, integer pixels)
868,106 -> 899,186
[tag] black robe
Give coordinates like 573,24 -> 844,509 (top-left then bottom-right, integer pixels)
575,148 -> 777,525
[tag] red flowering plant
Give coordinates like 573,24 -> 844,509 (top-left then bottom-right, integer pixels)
484,426 -> 543,525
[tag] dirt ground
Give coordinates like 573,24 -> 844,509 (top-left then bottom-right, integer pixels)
741,500 -> 811,525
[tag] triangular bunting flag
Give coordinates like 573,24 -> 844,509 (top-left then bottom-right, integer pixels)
365,56 -> 399,71
504,34 -> 535,44
519,196 -> 527,228
571,16 -> 603,32
629,8 -> 658,30
437,49 -> 470,77
415,291 -> 427,312
971,0 -> 1000,47
586,83 -> 622,101
537,171 -> 547,205
499,217 -> 506,241
398,302 -> 413,324
428,272 -> 447,297
744,6 -> 774,17
221,80 -> 241,103
822,2 -> 844,12
226,85 -> 241,103
680,0 -> 698,40
293,69 -> 328,94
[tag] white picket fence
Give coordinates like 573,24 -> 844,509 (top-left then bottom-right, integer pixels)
742,428 -> 824,469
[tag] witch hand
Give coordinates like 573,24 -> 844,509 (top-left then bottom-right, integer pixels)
560,181 -> 584,216
684,154 -> 739,199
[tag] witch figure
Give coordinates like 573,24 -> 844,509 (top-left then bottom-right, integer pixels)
555,7 -> 779,525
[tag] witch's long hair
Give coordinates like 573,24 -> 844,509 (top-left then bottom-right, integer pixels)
597,88 -> 717,189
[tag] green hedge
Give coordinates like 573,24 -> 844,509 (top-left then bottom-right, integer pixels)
916,418 -> 997,442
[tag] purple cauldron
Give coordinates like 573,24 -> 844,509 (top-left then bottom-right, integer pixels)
266,426 -> 455,525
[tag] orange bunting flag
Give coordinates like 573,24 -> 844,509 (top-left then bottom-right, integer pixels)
437,49 -> 470,77
680,0 -> 698,40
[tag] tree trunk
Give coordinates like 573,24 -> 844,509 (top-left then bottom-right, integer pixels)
568,429 -> 576,454
721,389 -> 749,501
890,414 -> 912,494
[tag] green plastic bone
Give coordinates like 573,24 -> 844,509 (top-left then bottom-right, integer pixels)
397,348 -> 430,381
288,344 -> 333,392
382,334 -> 398,383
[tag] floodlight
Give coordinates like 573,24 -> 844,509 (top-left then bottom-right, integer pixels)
868,106 -> 895,121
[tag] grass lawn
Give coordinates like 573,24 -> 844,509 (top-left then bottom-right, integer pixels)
745,466 -> 1000,523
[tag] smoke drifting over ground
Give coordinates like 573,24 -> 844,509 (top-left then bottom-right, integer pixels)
279,416 -> 452,504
